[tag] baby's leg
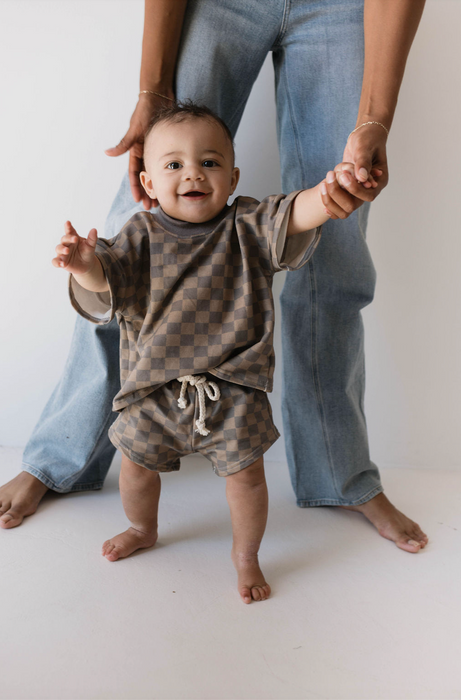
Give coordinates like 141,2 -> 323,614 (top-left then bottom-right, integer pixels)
225,456 -> 271,604
102,454 -> 160,561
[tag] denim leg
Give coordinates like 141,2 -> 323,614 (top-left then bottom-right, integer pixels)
274,0 -> 383,505
174,0 -> 283,135
22,315 -> 121,492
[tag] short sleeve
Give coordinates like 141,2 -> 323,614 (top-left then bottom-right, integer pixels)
68,275 -> 113,324
68,211 -> 151,324
267,191 -> 322,272
236,192 -> 321,274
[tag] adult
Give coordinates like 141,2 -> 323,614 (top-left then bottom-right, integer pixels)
1,0 -> 428,553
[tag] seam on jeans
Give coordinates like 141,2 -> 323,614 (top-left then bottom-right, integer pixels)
273,0 -> 291,47
296,485 -> 384,508
308,258 -> 341,500
225,47 -> 273,137
302,16 -> 341,502
279,48 -> 311,499
281,48 -> 306,186
227,93 -> 253,141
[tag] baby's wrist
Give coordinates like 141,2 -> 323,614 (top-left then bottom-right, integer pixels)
316,182 -> 333,224
74,258 -> 96,280
72,257 -> 107,292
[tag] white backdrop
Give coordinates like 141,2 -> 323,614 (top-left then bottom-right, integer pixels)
0,0 -> 459,470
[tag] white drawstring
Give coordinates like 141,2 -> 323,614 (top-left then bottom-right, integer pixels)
177,374 -> 221,436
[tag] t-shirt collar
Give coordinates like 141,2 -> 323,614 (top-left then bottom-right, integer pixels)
154,203 -> 231,237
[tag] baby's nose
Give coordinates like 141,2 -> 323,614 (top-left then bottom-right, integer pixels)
183,166 -> 204,180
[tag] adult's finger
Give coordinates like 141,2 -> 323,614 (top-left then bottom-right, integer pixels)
352,150 -> 388,193
127,150 -> 156,209
106,94 -> 167,209
353,153 -> 373,184
104,132 -> 133,157
335,170 -> 379,202
343,127 -> 389,196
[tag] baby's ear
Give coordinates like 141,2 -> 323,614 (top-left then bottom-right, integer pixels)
140,171 -> 156,198
230,167 -> 240,194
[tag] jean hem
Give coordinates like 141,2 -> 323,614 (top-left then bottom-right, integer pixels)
296,484 -> 383,508
21,463 -> 104,494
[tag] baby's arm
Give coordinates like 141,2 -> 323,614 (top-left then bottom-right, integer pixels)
287,163 -> 375,236
52,221 -> 108,293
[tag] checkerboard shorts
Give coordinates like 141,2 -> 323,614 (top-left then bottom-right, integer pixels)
108,374 -> 280,476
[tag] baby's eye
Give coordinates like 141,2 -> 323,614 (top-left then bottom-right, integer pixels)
166,162 -> 182,170
202,160 -> 218,168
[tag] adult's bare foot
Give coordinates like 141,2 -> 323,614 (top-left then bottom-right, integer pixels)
339,492 -> 429,553
0,472 -> 49,529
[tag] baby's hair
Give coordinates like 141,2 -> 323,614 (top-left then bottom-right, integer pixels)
144,100 -> 235,164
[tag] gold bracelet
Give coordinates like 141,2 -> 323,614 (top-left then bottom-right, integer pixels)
349,121 -> 389,137
139,90 -> 175,102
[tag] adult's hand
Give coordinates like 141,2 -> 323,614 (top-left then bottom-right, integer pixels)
105,92 -> 173,210
322,124 -> 389,219
342,123 -> 389,200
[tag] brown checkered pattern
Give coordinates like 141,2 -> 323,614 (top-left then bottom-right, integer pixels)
69,192 -> 321,413
108,374 -> 280,476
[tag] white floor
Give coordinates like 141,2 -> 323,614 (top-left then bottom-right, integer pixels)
1,447 -> 460,700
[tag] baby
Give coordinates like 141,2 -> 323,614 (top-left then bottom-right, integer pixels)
52,102 -> 373,604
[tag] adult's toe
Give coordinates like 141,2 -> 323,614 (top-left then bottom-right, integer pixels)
0,509 -> 24,529
397,538 -> 422,553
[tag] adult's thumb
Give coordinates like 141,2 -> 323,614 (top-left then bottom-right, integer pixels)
104,134 -> 132,157
354,155 -> 373,183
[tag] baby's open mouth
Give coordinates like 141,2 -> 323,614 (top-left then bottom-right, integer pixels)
181,191 -> 209,199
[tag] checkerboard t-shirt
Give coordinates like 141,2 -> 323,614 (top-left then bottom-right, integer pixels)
69,191 -> 321,412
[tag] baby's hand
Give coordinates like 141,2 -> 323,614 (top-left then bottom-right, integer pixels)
334,162 -> 378,190
52,221 -> 98,275
320,162 -> 381,220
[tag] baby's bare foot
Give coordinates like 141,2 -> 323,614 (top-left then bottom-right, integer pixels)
0,472 -> 49,529
231,549 -> 271,604
102,526 -> 158,561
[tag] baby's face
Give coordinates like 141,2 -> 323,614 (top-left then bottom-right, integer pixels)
141,118 -> 239,223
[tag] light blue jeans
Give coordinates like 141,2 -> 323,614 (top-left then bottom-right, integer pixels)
22,0 -> 382,506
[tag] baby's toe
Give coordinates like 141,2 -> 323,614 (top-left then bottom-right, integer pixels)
106,548 -> 121,561
251,586 -> 262,602
240,586 -> 252,604
102,540 -> 120,561
254,585 -> 270,601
